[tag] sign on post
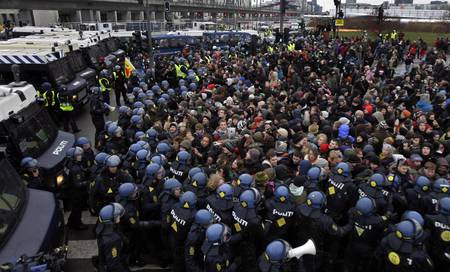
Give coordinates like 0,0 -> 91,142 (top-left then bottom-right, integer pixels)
335,19 -> 344,26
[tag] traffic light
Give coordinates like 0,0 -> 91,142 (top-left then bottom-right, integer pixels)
164,1 -> 170,12
338,10 -> 344,18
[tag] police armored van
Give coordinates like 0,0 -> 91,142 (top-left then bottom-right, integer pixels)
0,47 -> 89,107
0,67 -> 74,187
0,158 -> 66,267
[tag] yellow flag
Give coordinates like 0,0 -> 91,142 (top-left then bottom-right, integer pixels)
124,57 -> 135,78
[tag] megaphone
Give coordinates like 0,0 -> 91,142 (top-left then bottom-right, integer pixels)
104,102 -> 116,112
287,239 -> 316,259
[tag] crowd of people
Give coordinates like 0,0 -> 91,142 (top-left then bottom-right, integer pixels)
20,29 -> 450,272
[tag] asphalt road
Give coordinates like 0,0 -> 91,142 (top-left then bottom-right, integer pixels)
63,92 -> 169,272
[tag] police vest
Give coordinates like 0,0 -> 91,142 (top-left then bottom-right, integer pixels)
174,64 -> 187,78
99,78 -> 111,92
43,90 -> 56,107
204,55 -> 212,63
58,94 -> 74,112
267,46 -> 274,53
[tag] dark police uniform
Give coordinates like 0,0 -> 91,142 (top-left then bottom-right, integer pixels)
184,222 -> 207,272
96,224 -> 129,272
264,197 -> 296,242
424,213 -> 450,269
90,94 -> 109,144
65,159 -> 88,228
205,194 -> 234,227
357,182 -> 394,215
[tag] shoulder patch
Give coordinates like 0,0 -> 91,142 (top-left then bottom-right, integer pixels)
388,251 -> 400,265
189,246 -> 195,256
441,230 -> 450,242
111,247 -> 118,258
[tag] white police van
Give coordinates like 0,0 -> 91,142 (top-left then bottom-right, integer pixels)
0,69 -> 74,187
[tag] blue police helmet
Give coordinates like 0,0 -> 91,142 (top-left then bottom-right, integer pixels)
41,82 -> 52,91
136,149 -> 150,161
191,172 -> 207,188
264,239 -> 291,263
136,140 -> 150,150
137,93 -> 146,101
438,197 -> 450,215
133,101 -> 144,109
157,97 -> 167,106
143,99 -> 154,108
114,65 -> 121,71
179,79 -> 186,87
146,128 -> 158,139
432,178 -> 449,194
128,143 -> 143,155
167,89 -> 176,97
164,178 -> 182,192
132,107 -> 144,116
21,157 -> 38,169
156,142 -> 171,155
335,162 -> 350,177
127,93 -> 135,103
106,155 -> 121,167
151,85 -> 160,93
216,183 -> 233,200
146,90 -> 155,99
135,131 -> 145,141
118,183 -> 138,200
180,86 -> 188,93
119,106 -> 131,114
104,120 -> 114,130
132,87 -> 141,94
130,115 -> 143,126
307,166 -> 321,182
189,82 -> 197,92
306,191 -> 326,209
415,176 -> 431,192
95,152 -> 110,166
369,173 -> 385,188
401,210 -> 424,227
180,191 -> 197,209
194,209 -> 214,226
161,80 -> 169,89
176,150 -> 191,164
239,188 -> 261,209
206,223 -> 230,244
395,219 -> 423,240
355,197 -> 376,215
181,91 -> 188,99
188,167 -> 203,180
100,69 -> 109,77
66,146 -> 83,158
75,137 -> 90,147
139,82 -> 148,89
237,173 -> 253,188
274,185 -> 290,203
161,93 -> 170,101
99,203 -> 125,224
146,163 -> 161,177
151,154 -> 167,166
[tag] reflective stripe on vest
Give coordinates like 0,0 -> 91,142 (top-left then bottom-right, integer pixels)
99,78 -> 111,92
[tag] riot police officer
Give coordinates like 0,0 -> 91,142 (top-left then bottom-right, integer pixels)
374,219 -> 434,271
185,209 -> 214,272
90,155 -> 133,213
232,173 -> 254,202
429,178 -> 450,211
169,191 -> 198,272
65,147 -> 89,230
99,69 -> 112,105
232,188 -> 265,272
90,86 -> 109,144
405,176 -> 434,214
89,152 -> 110,214
117,183 -> 159,266
105,125 -> 128,156
58,85 -> 80,133
304,166 -> 323,194
113,65 -> 127,107
20,157 -> 48,191
170,150 -> 192,181
125,115 -> 143,146
118,106 -> 132,131
76,137 -> 95,170
296,191 -> 352,272
184,172 -> 208,209
425,197 -> 450,269
201,223 -> 239,272
206,183 -> 235,226
96,203 -> 129,272
140,163 -> 165,219
325,162 -> 358,224
344,197 -> 390,272
264,184 -> 296,242
357,173 -> 393,215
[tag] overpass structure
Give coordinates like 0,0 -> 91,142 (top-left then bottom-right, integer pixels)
0,0 -> 302,27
